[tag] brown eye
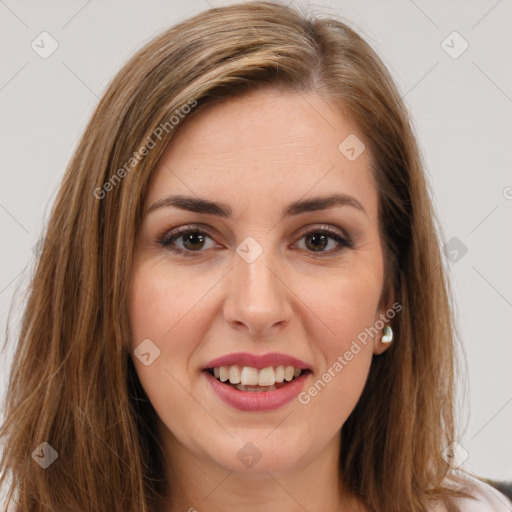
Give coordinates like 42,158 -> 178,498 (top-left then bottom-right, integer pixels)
159,227 -> 218,255
304,233 -> 330,252
158,224 -> 352,257
295,227 -> 352,255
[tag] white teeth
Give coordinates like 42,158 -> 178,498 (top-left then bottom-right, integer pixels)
258,367 -> 275,386
228,365 -> 241,384
284,366 -> 295,381
219,366 -> 229,382
211,364 -> 305,388
275,365 -> 285,383
240,366 -> 258,386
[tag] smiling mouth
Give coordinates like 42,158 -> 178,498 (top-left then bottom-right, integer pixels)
206,365 -> 310,392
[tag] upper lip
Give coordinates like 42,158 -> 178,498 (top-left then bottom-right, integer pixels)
203,351 -> 311,370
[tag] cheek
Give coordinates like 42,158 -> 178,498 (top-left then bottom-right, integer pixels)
130,261 -> 176,337
128,260 -> 212,354
128,262 -> 211,439
128,262 -> 206,401
299,262 -> 383,352
294,264 -> 381,413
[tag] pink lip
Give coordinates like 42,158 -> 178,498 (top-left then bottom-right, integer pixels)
203,370 -> 310,411
203,351 -> 310,370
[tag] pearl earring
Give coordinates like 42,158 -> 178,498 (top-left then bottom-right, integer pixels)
381,325 -> 393,344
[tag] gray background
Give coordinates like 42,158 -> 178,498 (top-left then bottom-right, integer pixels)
1,0 -> 511,482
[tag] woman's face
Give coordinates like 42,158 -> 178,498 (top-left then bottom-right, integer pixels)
129,88 -> 392,477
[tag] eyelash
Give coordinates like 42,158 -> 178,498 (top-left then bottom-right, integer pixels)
157,224 -> 353,257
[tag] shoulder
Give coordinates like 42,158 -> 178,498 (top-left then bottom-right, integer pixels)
432,473 -> 512,512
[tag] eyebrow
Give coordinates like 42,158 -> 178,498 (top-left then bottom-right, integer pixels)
147,193 -> 367,219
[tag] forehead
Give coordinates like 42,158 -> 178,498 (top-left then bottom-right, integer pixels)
145,88 -> 377,222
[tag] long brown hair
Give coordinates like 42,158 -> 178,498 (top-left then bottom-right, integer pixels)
1,1 -> 474,510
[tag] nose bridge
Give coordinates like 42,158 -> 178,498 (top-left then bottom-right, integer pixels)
223,238 -> 291,334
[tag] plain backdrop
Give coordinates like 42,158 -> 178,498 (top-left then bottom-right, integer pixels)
1,0 -> 511,483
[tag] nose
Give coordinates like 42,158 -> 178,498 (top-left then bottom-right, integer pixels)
222,245 -> 292,338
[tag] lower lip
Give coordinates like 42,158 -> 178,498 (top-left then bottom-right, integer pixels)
203,370 -> 310,411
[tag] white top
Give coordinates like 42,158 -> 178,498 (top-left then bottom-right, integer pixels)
431,474 -> 512,511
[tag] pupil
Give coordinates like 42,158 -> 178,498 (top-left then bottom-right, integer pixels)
184,233 -> 204,250
306,234 -> 327,252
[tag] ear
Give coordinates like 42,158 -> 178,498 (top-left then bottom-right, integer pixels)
372,294 -> 399,355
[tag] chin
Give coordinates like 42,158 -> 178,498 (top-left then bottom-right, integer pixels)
205,428 -> 314,476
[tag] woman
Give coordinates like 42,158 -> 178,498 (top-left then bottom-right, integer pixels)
1,1 -> 510,511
